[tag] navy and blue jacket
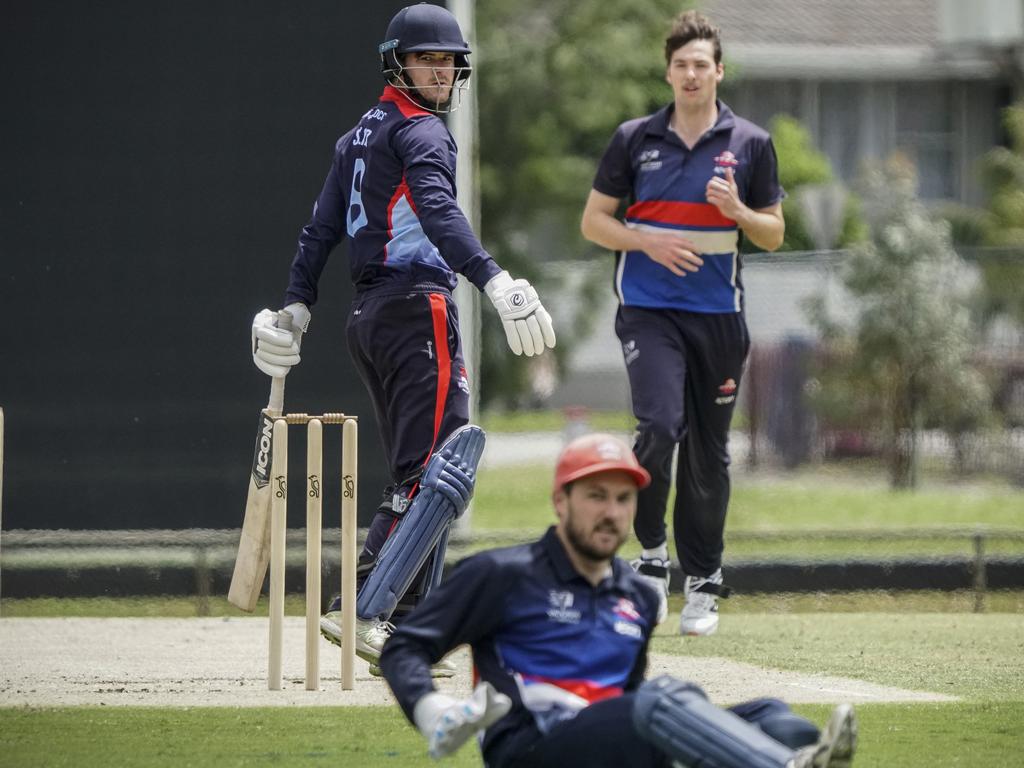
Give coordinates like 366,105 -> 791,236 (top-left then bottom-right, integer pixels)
285,85 -> 501,306
380,527 -> 660,761
593,100 -> 784,313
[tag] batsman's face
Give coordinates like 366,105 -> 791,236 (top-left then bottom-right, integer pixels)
665,39 -> 723,111
555,471 -> 638,562
403,51 -> 455,106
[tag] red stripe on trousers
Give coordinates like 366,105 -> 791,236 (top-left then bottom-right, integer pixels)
427,293 -> 452,460
389,294 -> 452,525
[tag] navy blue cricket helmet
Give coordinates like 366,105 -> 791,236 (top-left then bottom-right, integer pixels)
379,3 -> 472,83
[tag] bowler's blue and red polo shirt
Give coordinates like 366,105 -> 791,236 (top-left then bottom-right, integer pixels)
593,100 -> 784,313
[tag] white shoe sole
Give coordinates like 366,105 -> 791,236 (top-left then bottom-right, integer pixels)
679,614 -> 719,636
319,616 -> 343,647
819,704 -> 857,767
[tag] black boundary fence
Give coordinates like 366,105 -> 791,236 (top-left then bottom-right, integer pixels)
2,527 -> 1023,615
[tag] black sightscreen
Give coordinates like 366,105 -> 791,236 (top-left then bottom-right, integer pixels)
0,1 -> 434,529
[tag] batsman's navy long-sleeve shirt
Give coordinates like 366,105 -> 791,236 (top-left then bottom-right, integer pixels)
379,527 -> 659,764
285,85 -> 501,307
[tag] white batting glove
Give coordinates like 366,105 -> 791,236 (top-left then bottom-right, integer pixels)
413,682 -> 513,760
251,302 -> 311,378
484,271 -> 557,356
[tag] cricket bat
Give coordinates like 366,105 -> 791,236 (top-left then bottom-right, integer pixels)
228,310 -> 293,611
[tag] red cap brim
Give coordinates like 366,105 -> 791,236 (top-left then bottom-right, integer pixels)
560,462 -> 651,489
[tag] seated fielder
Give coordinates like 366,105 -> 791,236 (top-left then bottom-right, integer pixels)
379,433 -> 858,767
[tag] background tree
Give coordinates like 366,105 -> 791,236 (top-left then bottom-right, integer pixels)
939,103 -> 1024,324
765,115 -> 866,253
806,155 -> 990,489
474,0 -> 687,408
976,103 -> 1024,325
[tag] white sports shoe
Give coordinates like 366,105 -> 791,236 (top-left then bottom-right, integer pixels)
679,569 -> 729,636
319,612 -> 394,664
630,555 -> 670,624
789,704 -> 857,768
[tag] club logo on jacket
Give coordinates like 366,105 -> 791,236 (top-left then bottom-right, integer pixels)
613,597 -> 641,621
639,149 -> 662,172
611,598 -> 643,637
547,590 -> 581,624
713,150 -> 739,175
457,366 -> 471,394
715,377 -> 737,405
614,620 -> 643,638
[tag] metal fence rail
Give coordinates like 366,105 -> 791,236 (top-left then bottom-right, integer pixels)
3,527 -> 1023,613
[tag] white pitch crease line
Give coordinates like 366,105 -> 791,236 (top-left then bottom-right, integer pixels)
785,683 -> 883,698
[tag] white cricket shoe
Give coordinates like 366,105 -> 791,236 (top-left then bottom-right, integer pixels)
368,657 -> 457,679
629,555 -> 670,624
319,611 -> 394,664
789,704 -> 857,768
679,568 -> 730,636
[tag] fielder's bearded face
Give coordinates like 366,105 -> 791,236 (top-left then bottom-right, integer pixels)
555,471 -> 638,562
402,51 -> 455,109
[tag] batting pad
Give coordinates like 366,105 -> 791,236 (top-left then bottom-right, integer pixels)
633,676 -> 794,768
423,525 -> 451,599
357,425 -> 486,621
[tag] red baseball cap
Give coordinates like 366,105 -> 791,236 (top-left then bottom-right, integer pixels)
554,433 -> 650,490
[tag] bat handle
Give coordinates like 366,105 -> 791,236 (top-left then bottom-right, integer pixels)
266,309 -> 293,416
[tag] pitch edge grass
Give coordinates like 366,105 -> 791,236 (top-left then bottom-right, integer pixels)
2,703 -> 1023,767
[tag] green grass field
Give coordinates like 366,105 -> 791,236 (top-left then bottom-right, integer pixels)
473,462 -> 1024,532
3,702 -> 1021,767
2,611 -> 1022,766
469,461 -> 1024,562
3,436 -> 1023,766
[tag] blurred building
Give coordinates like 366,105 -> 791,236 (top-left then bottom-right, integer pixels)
551,2 -> 1024,413
706,0 -> 1024,204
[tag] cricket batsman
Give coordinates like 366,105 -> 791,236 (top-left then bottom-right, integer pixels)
249,2 -> 556,675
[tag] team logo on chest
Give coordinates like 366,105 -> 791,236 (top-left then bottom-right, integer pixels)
547,590 -> 582,624
638,149 -> 662,172
612,597 -> 643,637
613,597 -> 641,621
713,150 -> 739,176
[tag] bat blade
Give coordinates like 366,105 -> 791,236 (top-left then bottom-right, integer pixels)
228,407 -> 278,611
229,310 -> 292,612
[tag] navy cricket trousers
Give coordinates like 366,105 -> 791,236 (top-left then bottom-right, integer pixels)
488,694 -> 816,768
615,306 -> 749,577
346,290 -> 469,600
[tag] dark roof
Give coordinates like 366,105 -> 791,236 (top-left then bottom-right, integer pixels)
701,0 -> 938,47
